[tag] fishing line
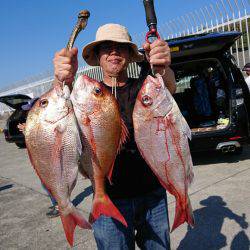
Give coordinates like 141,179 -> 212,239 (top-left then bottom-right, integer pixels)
115,77 -> 117,99
111,77 -> 117,99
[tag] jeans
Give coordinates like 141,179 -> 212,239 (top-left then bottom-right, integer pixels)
93,187 -> 170,250
41,183 -> 57,207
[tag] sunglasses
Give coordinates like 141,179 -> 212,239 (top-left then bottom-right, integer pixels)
97,43 -> 129,53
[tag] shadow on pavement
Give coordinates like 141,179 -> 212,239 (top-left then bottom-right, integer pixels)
177,196 -> 249,250
230,230 -> 250,250
191,145 -> 250,166
0,184 -> 13,192
72,185 -> 93,207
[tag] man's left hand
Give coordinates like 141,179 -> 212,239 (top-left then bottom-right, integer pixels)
143,39 -> 176,94
143,39 -> 171,75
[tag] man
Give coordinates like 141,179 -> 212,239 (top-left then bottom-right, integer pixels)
242,63 -> 250,91
54,23 -> 176,249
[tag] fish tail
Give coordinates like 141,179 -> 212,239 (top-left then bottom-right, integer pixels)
60,207 -> 92,247
171,196 -> 195,232
89,194 -> 127,227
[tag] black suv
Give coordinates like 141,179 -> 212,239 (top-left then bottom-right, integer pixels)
168,31 -> 250,153
0,94 -> 31,148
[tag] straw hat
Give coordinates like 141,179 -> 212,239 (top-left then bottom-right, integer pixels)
82,23 -> 144,66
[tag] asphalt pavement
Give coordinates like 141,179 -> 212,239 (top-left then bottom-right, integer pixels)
0,119 -> 249,250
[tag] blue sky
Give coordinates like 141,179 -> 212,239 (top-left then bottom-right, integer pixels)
0,0 -> 238,89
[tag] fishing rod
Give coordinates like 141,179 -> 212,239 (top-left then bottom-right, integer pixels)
62,10 -> 90,98
143,0 -> 160,43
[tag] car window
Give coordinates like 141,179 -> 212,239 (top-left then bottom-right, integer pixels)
173,58 -> 226,94
6,98 -> 29,106
0,95 -> 31,109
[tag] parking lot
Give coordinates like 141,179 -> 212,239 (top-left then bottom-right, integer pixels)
0,119 -> 249,250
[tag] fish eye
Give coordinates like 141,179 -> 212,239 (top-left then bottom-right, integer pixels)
39,99 -> 48,108
93,87 -> 102,96
142,95 -> 153,107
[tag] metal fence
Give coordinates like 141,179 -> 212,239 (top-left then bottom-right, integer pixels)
1,0 -> 250,113
134,0 -> 250,69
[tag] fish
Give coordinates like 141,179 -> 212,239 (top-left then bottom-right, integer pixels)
133,74 -> 194,231
24,85 -> 91,247
71,75 -> 128,227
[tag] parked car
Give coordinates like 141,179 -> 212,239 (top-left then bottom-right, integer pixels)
0,94 -> 31,148
168,31 -> 250,153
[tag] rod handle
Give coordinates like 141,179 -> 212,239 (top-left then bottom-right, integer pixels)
143,0 -> 157,31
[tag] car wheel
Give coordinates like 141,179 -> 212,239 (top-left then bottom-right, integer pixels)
15,142 -> 26,148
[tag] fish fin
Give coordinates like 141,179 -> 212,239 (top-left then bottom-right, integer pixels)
75,122 -> 83,157
51,126 -> 64,169
60,207 -> 92,247
85,116 -> 96,150
119,118 -> 129,150
107,119 -> 129,184
107,162 -> 114,185
187,159 -> 194,186
80,116 -> 102,172
89,194 -> 127,227
83,116 -> 98,159
171,196 -> 195,232
181,116 -> 192,140
177,115 -> 194,186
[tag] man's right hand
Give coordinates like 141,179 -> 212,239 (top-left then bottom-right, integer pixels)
53,47 -> 78,86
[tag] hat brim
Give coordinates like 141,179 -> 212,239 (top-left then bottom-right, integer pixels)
82,39 -> 144,66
